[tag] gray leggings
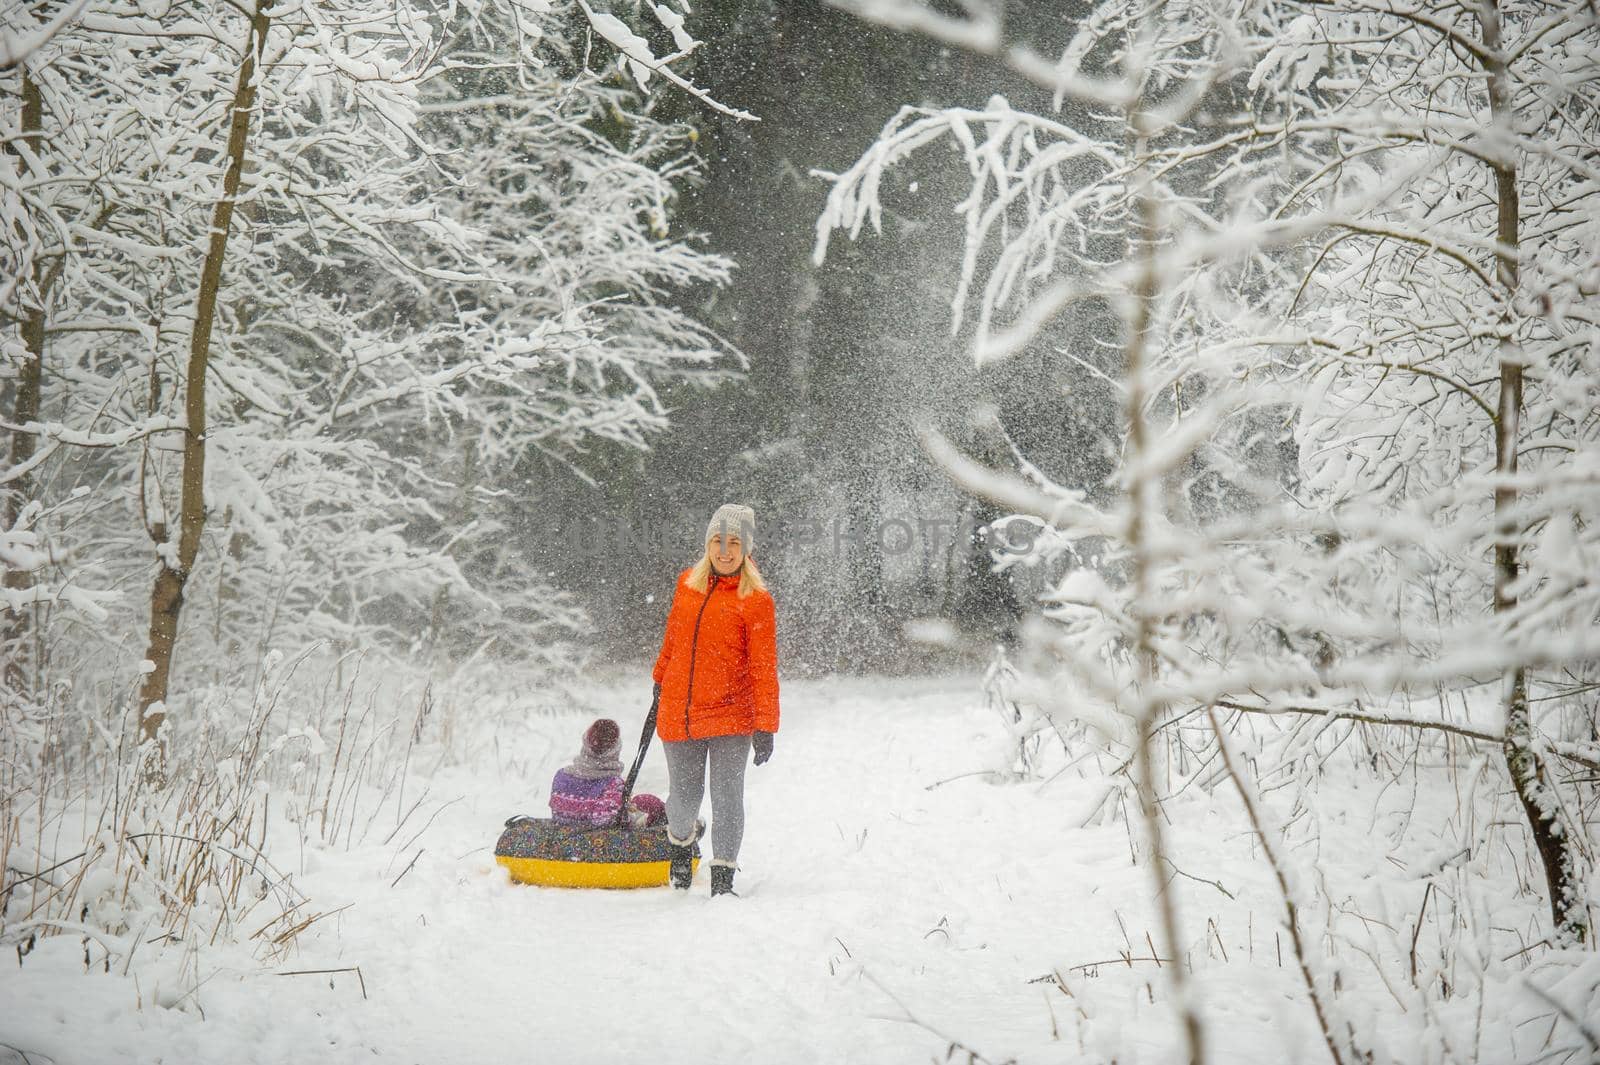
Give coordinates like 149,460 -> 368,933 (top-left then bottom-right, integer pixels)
663,733 -> 751,865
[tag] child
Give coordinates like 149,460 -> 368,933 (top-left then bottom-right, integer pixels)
549,718 -> 667,828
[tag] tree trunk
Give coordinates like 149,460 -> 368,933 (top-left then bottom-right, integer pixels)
3,70 -> 45,695
1124,102 -> 1207,1065
137,2 -> 272,766
1481,0 -> 1586,944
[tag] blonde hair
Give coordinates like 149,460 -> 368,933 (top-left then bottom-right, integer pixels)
686,553 -> 767,597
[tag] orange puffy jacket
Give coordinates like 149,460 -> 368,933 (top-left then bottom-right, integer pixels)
652,566 -> 780,742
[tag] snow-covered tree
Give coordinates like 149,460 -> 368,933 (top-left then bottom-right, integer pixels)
1,0 -> 740,764
1250,0 -> 1600,943
816,2 -> 1286,1059
816,0 -> 1600,1051
389,6 -> 738,667
1,16 -> 185,695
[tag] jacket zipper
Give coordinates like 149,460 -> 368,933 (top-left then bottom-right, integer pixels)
682,574 -> 717,740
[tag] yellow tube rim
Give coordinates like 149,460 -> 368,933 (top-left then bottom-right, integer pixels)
497,854 -> 699,889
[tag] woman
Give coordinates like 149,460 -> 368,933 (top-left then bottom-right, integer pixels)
651,503 -> 779,897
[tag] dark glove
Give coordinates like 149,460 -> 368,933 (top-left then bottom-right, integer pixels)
752,730 -> 774,766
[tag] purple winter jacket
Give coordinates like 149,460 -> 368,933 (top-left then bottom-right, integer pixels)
548,768 -> 624,825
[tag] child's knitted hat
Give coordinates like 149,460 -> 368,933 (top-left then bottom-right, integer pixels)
628,793 -> 666,827
583,718 -> 621,760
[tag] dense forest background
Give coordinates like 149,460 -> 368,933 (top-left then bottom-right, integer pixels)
522,1 -> 1115,674
0,2 -> 1120,693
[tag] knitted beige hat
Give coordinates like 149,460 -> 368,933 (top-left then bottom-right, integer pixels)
705,503 -> 756,555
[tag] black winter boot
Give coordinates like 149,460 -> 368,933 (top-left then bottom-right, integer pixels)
709,864 -> 737,897
667,840 -> 693,891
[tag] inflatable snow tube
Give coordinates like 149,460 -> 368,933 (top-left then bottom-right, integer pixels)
494,816 -> 699,889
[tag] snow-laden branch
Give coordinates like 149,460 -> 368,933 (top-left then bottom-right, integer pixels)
579,2 -> 758,121
0,417 -> 186,486
915,423 -> 1107,533
0,0 -> 91,69
827,0 -> 1163,111
827,0 -> 1002,53
1213,699 -> 1600,772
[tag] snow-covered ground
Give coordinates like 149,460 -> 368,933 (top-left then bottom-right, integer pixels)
2,673 -> 1593,1064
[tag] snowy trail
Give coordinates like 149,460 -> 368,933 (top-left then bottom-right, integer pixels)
3,674 -> 1338,1064
317,673 -> 1093,1064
